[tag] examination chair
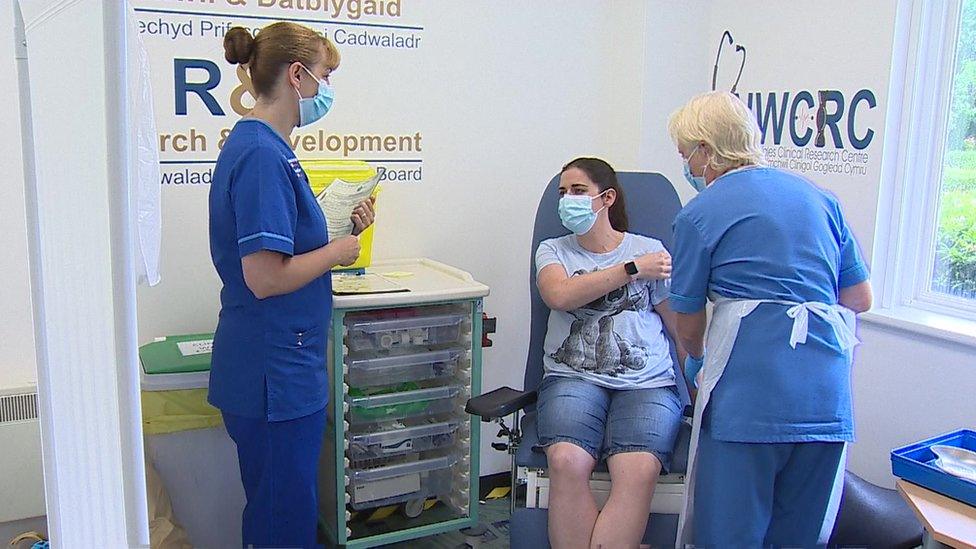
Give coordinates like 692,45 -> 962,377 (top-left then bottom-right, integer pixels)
466,171 -> 693,548
828,471 -> 923,548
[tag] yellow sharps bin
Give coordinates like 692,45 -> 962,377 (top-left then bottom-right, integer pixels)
301,160 -> 381,271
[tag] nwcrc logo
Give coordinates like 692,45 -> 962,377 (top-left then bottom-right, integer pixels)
709,29 -> 878,176
742,89 -> 877,151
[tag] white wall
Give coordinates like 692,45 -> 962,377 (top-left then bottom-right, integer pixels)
637,0 -> 710,203
0,2 -> 37,391
851,326 -> 976,486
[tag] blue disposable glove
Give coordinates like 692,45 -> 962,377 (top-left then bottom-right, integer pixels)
684,354 -> 705,390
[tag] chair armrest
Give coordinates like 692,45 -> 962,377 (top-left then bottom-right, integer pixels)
465,386 -> 538,421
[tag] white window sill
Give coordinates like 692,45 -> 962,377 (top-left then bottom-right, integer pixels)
860,306 -> 976,348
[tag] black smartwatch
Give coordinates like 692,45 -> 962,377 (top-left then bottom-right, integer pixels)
624,261 -> 639,276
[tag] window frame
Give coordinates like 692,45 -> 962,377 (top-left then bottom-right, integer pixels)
871,0 -> 976,342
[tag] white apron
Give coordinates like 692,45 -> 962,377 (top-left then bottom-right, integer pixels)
675,294 -> 860,547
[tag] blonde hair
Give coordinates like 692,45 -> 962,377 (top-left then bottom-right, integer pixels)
668,91 -> 766,171
224,22 -> 340,97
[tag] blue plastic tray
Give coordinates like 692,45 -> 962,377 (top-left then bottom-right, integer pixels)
891,429 -> 976,507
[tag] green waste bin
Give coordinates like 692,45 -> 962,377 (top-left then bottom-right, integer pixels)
139,333 -> 244,547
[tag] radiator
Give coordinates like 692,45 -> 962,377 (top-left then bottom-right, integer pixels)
0,389 -> 45,522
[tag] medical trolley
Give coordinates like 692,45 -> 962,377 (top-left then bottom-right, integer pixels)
319,258 -> 490,548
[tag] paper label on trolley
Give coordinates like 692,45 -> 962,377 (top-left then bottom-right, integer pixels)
353,473 -> 420,504
382,439 -> 413,454
177,339 -> 213,357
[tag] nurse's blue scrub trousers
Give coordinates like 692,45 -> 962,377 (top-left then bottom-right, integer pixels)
693,423 -> 846,548
223,408 -> 327,549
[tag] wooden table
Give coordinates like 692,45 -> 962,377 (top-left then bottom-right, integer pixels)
897,479 -> 976,549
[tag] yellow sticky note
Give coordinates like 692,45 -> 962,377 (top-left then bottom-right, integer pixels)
379,271 -> 414,278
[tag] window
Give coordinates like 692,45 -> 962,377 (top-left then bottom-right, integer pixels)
932,0 -> 976,303
872,0 -> 976,342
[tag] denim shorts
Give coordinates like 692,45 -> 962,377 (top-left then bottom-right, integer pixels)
535,375 -> 683,473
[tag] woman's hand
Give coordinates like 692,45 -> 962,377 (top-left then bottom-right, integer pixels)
634,250 -> 672,280
329,235 -> 361,266
350,197 -> 376,236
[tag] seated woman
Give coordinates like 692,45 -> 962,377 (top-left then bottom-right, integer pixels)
535,157 -> 689,549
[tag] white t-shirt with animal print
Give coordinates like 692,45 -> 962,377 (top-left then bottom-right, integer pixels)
536,232 -> 676,390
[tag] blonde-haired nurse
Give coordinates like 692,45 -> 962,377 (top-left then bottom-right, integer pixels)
666,91 -> 873,548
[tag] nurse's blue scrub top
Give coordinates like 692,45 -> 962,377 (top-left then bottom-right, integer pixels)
208,118 -> 332,422
670,166 -> 869,443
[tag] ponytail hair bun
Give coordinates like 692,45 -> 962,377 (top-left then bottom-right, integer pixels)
223,27 -> 254,65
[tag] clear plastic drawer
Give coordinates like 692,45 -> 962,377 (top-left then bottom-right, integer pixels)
347,385 -> 462,425
347,420 -> 461,461
347,453 -> 459,509
345,313 -> 467,353
346,349 -> 464,388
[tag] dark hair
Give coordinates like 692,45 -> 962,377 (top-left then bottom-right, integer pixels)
223,22 -> 340,97
561,157 -> 628,232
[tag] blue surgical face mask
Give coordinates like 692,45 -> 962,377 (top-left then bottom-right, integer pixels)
295,64 -> 334,127
558,189 -> 609,235
683,145 -> 708,192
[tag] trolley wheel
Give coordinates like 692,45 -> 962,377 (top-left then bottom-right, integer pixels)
402,498 -> 425,518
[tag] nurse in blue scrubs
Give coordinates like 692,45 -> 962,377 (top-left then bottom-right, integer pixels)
666,92 -> 874,548
208,23 -> 374,548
